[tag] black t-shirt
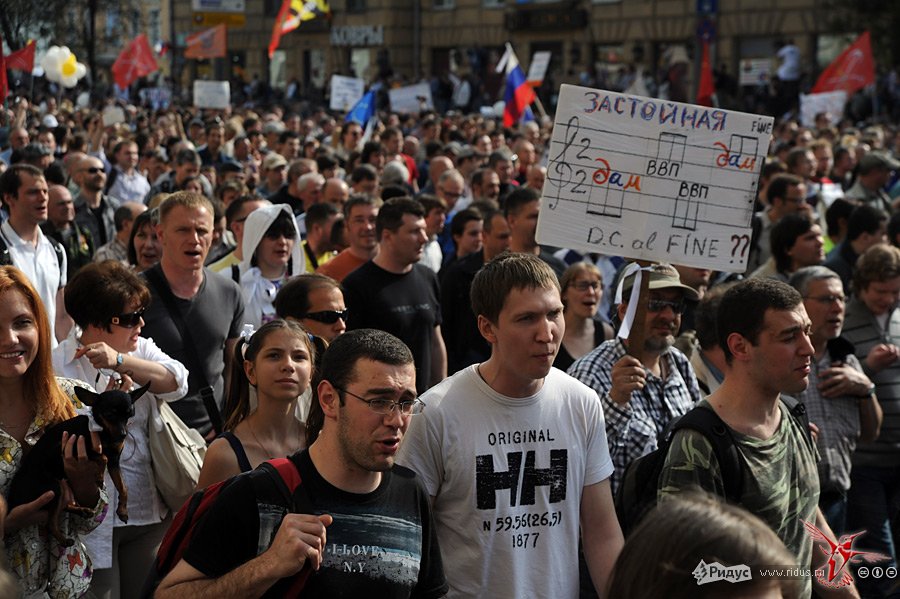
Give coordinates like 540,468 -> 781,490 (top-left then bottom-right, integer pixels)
183,451 -> 448,599
342,262 -> 442,393
439,250 -> 490,375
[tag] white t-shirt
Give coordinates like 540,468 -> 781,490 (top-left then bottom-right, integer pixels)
397,365 -> 613,599
777,44 -> 801,81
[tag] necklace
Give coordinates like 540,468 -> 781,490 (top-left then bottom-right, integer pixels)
247,417 -> 302,460
247,419 -> 278,460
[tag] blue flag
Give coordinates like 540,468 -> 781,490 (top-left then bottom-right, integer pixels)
345,90 -> 376,125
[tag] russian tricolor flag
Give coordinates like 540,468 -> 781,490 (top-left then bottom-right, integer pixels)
497,43 -> 536,127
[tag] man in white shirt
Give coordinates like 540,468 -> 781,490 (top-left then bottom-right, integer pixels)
0,164 -> 71,342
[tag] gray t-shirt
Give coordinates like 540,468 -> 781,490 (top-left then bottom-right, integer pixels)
140,264 -> 244,435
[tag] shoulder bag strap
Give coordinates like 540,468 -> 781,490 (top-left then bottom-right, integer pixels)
144,267 -> 224,434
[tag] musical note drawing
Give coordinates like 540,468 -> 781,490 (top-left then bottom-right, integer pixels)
546,116 -> 579,209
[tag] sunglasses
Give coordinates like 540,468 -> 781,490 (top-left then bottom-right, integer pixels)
111,307 -> 146,328
647,299 -> 687,315
83,166 -> 104,174
303,309 -> 348,324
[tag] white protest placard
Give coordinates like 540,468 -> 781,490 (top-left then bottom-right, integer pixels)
537,84 -> 773,273
526,51 -> 552,86
388,82 -> 434,114
102,106 -> 126,127
739,58 -> 771,86
800,91 -> 847,127
330,75 -> 365,112
193,80 -> 230,109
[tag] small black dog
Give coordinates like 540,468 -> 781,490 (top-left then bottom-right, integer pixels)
7,382 -> 150,546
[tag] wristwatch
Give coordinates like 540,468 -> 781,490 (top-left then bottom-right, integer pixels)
116,353 -> 124,370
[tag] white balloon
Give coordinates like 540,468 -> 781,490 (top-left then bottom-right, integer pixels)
39,45 -> 87,87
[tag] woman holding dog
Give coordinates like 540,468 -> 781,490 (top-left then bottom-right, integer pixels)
197,319 -> 318,489
53,261 -> 188,599
0,266 -> 107,598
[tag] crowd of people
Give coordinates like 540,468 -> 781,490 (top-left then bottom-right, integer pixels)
0,85 -> 899,599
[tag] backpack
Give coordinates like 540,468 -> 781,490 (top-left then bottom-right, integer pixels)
614,396 -> 812,537
141,457 -> 312,597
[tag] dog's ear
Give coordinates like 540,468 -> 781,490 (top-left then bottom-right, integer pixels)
73,385 -> 101,407
129,382 -> 152,404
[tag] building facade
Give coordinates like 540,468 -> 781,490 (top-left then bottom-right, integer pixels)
171,0 -> 845,108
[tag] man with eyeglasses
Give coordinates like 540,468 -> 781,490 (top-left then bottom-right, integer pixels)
157,329 -> 447,599
568,262 -> 701,495
398,252 -> 623,598
789,266 -> 881,536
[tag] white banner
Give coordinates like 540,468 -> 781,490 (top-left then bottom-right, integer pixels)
799,91 -> 847,127
330,75 -> 365,112
193,80 -> 230,109
526,51 -> 552,86
388,82 -> 434,114
537,84 -> 773,273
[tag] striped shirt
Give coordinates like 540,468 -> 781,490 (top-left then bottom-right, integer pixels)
841,297 -> 900,467
568,338 -> 701,493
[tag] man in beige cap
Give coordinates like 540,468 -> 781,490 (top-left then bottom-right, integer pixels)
257,152 -> 288,199
568,262 -> 702,494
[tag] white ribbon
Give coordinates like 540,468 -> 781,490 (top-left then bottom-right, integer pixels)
615,263 -> 654,341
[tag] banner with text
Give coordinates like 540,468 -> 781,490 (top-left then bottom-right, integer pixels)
537,84 -> 773,272
389,82 -> 434,114
330,75 -> 365,112
193,80 -> 230,109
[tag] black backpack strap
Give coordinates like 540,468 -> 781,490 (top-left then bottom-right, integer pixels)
668,405 -> 744,503
231,263 -> 240,284
0,232 -> 10,266
144,266 -> 224,434
780,395 -> 814,450
49,237 -> 65,281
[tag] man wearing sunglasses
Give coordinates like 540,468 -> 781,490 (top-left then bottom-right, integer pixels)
157,329 -> 447,599
568,262 -> 702,495
73,155 -> 121,250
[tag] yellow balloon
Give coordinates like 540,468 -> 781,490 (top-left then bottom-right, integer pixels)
62,54 -> 76,77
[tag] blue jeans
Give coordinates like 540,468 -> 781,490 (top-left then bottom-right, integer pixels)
846,465 -> 900,599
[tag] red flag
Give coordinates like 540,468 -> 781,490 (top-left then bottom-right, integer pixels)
811,31 -> 875,95
696,40 -> 716,107
6,41 -> 35,72
0,36 -> 8,105
111,34 -> 159,89
185,24 -> 226,59
268,0 -> 293,59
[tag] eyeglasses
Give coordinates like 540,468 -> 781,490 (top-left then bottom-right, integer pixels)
111,307 -> 146,328
303,309 -> 348,324
571,281 -> 600,292
804,294 -> 845,305
647,299 -> 687,314
82,167 -> 104,174
335,387 -> 425,416
440,188 -> 463,199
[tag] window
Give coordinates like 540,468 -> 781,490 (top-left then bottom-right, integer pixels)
434,0 -> 455,7
483,0 -> 504,6
346,0 -> 366,12
269,50 -> 287,90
